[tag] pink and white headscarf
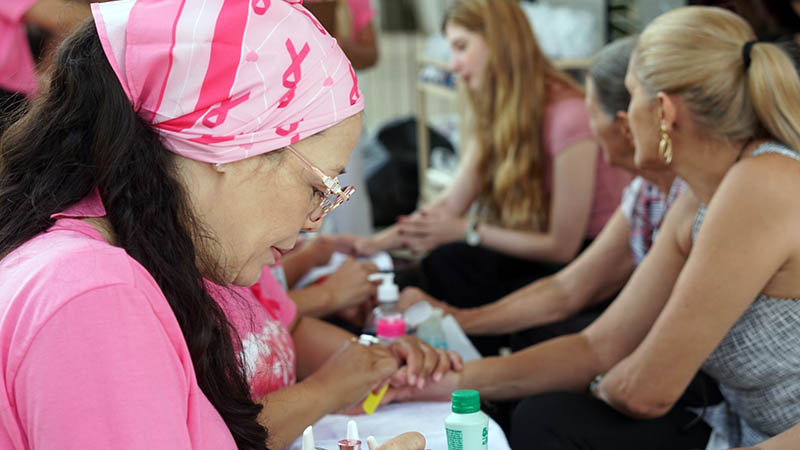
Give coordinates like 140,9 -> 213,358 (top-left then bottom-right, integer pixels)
91,0 -> 364,164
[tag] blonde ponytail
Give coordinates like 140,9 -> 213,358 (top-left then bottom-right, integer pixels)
747,42 -> 800,151
633,6 -> 800,151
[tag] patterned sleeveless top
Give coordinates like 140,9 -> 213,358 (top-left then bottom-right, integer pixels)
692,142 -> 800,448
621,176 -> 686,265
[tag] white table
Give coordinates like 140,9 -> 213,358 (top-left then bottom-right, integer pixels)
289,401 -> 510,450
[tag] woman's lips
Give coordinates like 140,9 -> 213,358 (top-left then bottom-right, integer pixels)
271,247 -> 282,263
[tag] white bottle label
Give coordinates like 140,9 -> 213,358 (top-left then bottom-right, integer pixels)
445,424 -> 487,450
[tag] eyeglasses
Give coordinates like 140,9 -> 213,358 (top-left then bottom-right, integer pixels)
286,144 -> 356,221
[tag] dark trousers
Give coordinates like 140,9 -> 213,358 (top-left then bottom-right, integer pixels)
421,243 -> 567,306
419,242 -> 588,356
509,371 -> 722,450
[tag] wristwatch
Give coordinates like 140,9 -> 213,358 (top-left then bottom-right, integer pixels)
589,374 -> 604,396
465,218 -> 481,247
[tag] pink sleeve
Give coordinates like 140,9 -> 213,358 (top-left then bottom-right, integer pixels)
345,0 -> 375,35
544,98 -> 595,159
14,285 -> 197,450
0,0 -> 37,22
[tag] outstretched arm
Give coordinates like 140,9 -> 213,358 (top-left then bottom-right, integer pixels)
597,156 -> 800,418
456,208 -> 633,335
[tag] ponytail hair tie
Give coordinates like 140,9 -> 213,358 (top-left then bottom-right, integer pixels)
742,40 -> 759,70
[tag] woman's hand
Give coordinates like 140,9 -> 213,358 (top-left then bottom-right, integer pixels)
396,213 -> 467,254
355,226 -> 405,256
299,234 -> 371,265
316,234 -> 376,258
397,287 -> 460,318
299,235 -> 338,266
333,300 -> 374,329
308,339 -> 399,412
374,432 -> 426,450
387,336 -> 463,389
320,258 -> 380,311
386,369 -> 462,404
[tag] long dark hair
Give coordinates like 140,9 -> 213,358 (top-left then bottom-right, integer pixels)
0,21 -> 267,449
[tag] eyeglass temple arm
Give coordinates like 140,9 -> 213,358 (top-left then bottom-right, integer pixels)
286,144 -> 340,191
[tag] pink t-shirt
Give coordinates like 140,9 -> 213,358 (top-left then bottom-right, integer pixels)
542,95 -> 630,238
209,268 -> 297,400
304,0 -> 374,37
344,0 -> 375,37
0,0 -> 38,95
0,192 -> 236,449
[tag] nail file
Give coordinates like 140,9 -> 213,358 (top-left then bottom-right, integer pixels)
361,384 -> 389,415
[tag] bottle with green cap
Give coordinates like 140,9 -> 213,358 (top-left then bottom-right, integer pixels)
445,389 -> 489,450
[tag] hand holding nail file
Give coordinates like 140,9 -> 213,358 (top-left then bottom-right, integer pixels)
358,334 -> 389,415
358,318 -> 404,415
362,384 -> 389,415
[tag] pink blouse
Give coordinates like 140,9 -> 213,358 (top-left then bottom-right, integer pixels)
209,267 -> 297,399
0,191 -> 236,449
542,95 -> 630,238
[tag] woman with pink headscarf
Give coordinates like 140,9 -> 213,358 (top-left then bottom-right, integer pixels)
0,1 -> 441,448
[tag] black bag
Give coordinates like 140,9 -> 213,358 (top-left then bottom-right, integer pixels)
366,117 -> 455,228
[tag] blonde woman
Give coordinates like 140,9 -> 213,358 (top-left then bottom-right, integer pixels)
393,6 -> 800,449
362,0 -> 629,326
398,36 -> 689,354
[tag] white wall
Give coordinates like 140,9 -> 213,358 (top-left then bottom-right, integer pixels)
410,0 -> 458,35
637,0 -> 688,27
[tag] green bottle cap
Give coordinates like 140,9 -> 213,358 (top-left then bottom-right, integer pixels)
451,389 -> 481,414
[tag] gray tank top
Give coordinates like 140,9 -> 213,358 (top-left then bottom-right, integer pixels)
692,141 -> 800,447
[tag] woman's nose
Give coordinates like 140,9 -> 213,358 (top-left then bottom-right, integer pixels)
449,57 -> 462,74
302,214 -> 324,233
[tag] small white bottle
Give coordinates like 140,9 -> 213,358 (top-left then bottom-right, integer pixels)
364,273 -> 400,335
445,390 -> 489,450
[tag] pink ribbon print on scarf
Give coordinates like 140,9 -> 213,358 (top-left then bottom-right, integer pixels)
92,0 -> 364,164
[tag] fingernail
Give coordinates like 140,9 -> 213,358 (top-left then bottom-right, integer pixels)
434,373 -> 442,382
409,374 -> 416,385
418,379 -> 425,389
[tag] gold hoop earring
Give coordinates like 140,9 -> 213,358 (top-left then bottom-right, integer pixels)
659,120 -> 673,164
